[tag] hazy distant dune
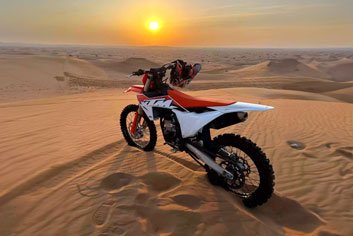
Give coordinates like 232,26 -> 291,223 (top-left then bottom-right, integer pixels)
92,57 -> 160,75
309,58 -> 353,82
0,54 -> 107,101
1,48 -> 353,104
230,59 -> 328,79
326,62 -> 353,82
325,86 -> 353,103
65,57 -> 107,79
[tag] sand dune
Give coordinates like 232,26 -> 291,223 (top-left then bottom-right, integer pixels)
0,55 -> 107,101
0,88 -> 352,235
325,86 -> 353,103
226,57 -> 353,83
65,56 -> 107,79
326,62 -> 353,82
230,59 -> 328,79
1,50 -> 352,104
309,58 -> 353,82
1,47 -> 353,236
190,87 -> 341,103
92,57 -> 160,76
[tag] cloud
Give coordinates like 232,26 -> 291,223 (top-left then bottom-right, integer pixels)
177,2 -> 334,28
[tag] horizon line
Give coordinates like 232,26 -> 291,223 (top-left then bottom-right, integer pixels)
1,41 -> 353,50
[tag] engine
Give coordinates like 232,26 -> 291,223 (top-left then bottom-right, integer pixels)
161,113 -> 182,150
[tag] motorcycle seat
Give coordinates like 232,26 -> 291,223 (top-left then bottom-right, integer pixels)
168,89 -> 234,108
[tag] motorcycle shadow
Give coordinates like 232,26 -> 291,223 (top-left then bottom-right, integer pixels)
150,147 -> 327,234
151,149 -> 204,172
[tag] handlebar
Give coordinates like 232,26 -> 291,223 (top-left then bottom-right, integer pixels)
131,69 -> 145,76
130,62 -> 175,78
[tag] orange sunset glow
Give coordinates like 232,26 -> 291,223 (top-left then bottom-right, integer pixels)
1,0 -> 352,47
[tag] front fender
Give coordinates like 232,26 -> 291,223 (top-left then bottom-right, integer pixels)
124,85 -> 144,93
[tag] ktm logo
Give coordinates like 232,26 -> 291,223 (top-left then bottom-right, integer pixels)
142,98 -> 173,108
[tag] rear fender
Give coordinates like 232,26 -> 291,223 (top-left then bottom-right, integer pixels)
209,102 -> 273,113
173,102 -> 273,138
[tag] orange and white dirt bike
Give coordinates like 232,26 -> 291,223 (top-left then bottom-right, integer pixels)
120,60 -> 275,207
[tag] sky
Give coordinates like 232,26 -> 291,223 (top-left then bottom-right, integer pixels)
0,0 -> 353,47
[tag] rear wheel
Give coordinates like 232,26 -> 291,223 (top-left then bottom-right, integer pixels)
120,104 -> 157,151
211,134 -> 275,208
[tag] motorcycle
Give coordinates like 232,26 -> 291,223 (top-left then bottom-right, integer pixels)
120,61 -> 275,208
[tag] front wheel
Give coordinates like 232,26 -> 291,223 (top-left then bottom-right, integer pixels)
120,104 -> 157,151
211,134 -> 275,208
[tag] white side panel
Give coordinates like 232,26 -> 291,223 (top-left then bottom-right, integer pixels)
210,102 -> 273,113
140,98 -> 176,120
172,109 -> 222,138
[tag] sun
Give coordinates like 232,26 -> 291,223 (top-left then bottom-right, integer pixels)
148,21 -> 160,31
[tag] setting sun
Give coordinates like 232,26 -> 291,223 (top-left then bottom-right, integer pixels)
148,21 -> 160,31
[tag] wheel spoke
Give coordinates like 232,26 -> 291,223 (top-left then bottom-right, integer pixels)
218,145 -> 261,197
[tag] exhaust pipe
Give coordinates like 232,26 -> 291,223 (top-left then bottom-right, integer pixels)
185,143 -> 233,180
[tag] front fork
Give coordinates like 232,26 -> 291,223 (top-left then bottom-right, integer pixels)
131,74 -> 151,135
130,106 -> 144,134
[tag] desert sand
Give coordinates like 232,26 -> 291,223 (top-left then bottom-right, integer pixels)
0,45 -> 352,236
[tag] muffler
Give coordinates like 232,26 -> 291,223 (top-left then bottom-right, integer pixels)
185,143 -> 233,180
